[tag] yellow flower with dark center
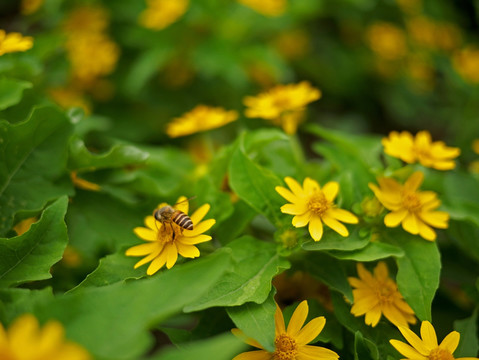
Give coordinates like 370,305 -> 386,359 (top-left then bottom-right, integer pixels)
348,262 -> 416,328
369,171 -> 449,241
166,105 -> 238,138
390,320 -> 479,360
382,131 -> 460,170
126,197 -> 215,275
275,177 -> 358,241
21,0 -> 43,15
0,314 -> 90,360
232,300 -> 339,360
139,0 -> 189,31
366,22 -> 407,60
237,0 -> 286,17
453,47 -> 479,84
0,30 -> 33,56
244,82 -> 321,135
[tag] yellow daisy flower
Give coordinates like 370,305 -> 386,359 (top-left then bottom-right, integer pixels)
275,177 -> 358,241
232,300 -> 339,360
390,320 -> 479,360
382,130 -> 460,170
348,262 -> 416,328
166,105 -> 238,138
0,314 -> 90,360
237,0 -> 286,17
243,82 -> 321,135
0,30 -> 33,56
369,171 -> 449,241
139,0 -> 189,31
126,197 -> 215,275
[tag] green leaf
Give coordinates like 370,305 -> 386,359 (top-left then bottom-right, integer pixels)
354,331 -> 379,360
443,171 -> 479,226
0,197 -> 68,287
149,333 -> 245,360
454,309 -> 479,358
184,236 -> 290,311
448,220 -> 479,262
227,291 -> 276,352
68,137 -> 150,171
35,249 -> 234,360
214,200 -> 256,244
390,232 -> 440,321
0,288 -> 54,324
0,106 -> 73,235
0,77 -> 32,110
328,242 -> 404,261
302,230 -> 370,252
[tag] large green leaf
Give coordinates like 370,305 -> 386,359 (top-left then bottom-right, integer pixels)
227,291 -> 276,352
35,249 -> 233,360
443,171 -> 479,226
0,197 -> 68,288
355,331 -> 379,360
454,309 -> 478,358
184,236 -> 290,312
0,288 -> 54,324
0,77 -> 32,110
390,232 -> 440,321
302,230 -> 370,252
0,106 -> 73,235
328,242 -> 404,261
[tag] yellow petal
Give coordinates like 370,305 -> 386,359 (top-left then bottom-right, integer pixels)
9,314 -> 39,353
308,215 -> 323,241
417,220 -> 437,241
133,227 -> 157,241
357,263 -> 374,283
190,204 -> 210,224
364,304 -> 382,327
180,234 -> 212,245
384,209 -> 408,227
397,325 -> 430,355
402,213 -> 420,235
390,340 -> 427,360
327,208 -> 358,224
373,261 -> 389,281
37,320 -> 64,353
382,303 -> 410,328
165,243 -> 178,269
174,196 -> 189,214
298,345 -> 339,360
125,242 -> 160,256
292,212 -> 312,228
439,331 -> 460,353
176,243 -> 200,258
420,211 -> 449,228
145,216 -> 160,231
322,182 -> 339,202
350,295 -> 379,316
322,214 -> 349,237
147,250 -> 168,275
281,203 -> 308,215
303,177 -> 320,196
182,219 -> 215,236
295,316 -> 326,346
275,304 -> 286,335
404,172 -> 424,192
287,300 -> 309,337
231,328 -> 264,349
420,321 -> 438,350
276,186 -> 298,203
232,350 -> 271,360
285,177 -> 304,197
133,250 -> 160,269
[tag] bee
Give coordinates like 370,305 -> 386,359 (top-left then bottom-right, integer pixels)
153,198 -> 194,231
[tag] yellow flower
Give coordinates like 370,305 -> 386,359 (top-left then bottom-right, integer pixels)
473,139 -> 479,155
21,0 -> 44,15
70,171 -> 101,191
396,0 -> 422,15
275,177 -> 358,241
273,29 -> 311,61
382,131 -> 460,170
139,0 -> 189,31
232,300 -> 339,360
13,217 -> 37,236
453,47 -> 479,84
166,105 -> 238,138
62,5 -> 110,35
0,30 -> 33,56
237,0 -> 286,17
348,262 -> 416,328
126,197 -> 215,275
61,246 -> 82,268
390,320 -> 479,360
369,171 -> 449,241
244,82 -> 321,135
49,87 -> 91,115
0,314 -> 90,360
366,22 -> 407,60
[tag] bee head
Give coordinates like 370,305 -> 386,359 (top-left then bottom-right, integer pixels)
154,205 -> 174,222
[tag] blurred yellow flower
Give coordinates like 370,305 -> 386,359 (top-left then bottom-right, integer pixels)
396,0 -> 422,15
61,245 -> 82,268
453,47 -> 479,84
406,54 -> 435,92
62,5 -> 110,35
70,171 -> 101,191
13,217 -> 37,236
360,196 -> 383,217
166,105 -> 238,138
348,262 -> 416,328
382,130 -> 460,170
244,82 -> 321,135
139,0 -> 189,31
0,314 -> 90,360
21,0 -> 43,15
407,17 -> 462,52
49,87 -> 91,114
232,300 -> 339,360
238,0 -> 286,17
369,171 -> 449,241
276,177 -> 358,241
473,140 -> 479,155
273,29 -> 311,60
366,22 -> 407,60
0,30 -> 33,56
390,320 -> 478,360
126,197 -> 215,275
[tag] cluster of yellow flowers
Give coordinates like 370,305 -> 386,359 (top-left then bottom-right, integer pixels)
139,0 -> 190,31
237,0 -> 287,17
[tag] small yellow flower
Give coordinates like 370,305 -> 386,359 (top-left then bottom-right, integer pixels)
62,5 -> 110,35
369,171 -> 449,241
390,320 -> 479,360
61,245 -> 82,268
139,0 -> 189,31
0,314 -> 90,360
166,105 -> 238,138
473,139 -> 479,155
0,30 -> 33,56
49,87 -> 91,114
360,196 -> 384,217
348,262 -> 416,328
13,217 -> 37,236
276,177 -> 358,241
237,0 -> 286,17
70,171 -> 101,191
21,0 -> 44,15
244,82 -> 321,135
396,0 -> 422,15
126,197 -> 215,275
366,22 -> 407,60
453,47 -> 479,84
382,131 -> 460,170
273,29 -> 311,60
232,300 -> 339,360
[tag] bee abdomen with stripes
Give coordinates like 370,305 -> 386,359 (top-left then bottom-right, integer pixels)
172,211 -> 193,230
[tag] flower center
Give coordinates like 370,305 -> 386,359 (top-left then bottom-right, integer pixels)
428,348 -> 455,360
308,192 -> 330,216
157,222 -> 182,243
274,334 -> 298,360
401,191 -> 422,213
374,282 -> 396,304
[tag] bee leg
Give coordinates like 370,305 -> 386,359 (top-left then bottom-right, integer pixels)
169,222 -> 176,240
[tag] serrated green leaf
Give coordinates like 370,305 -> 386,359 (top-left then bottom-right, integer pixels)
0,106 -> 73,235
184,236 -> 290,312
0,77 -> 32,110
302,230 -> 370,252
35,249 -> 233,360
0,197 -> 68,287
328,241 -> 404,261
227,291 -> 276,352
454,309 -> 479,358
